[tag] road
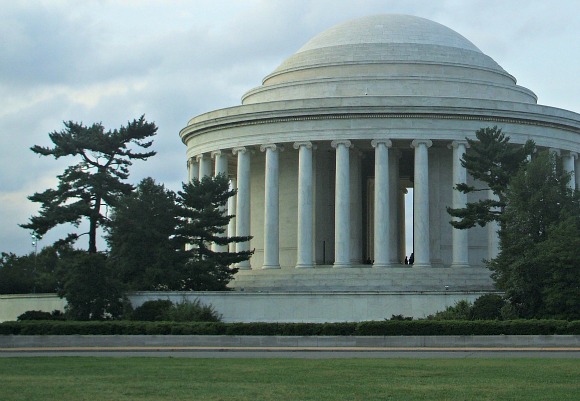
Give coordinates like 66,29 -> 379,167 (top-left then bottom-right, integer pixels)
2,346 -> 579,358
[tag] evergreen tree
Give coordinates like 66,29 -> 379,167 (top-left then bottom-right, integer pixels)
0,247 -> 61,294
56,250 -> 124,320
21,116 -> 157,253
174,174 -> 253,290
107,178 -> 182,290
447,126 -> 535,229
488,151 -> 580,319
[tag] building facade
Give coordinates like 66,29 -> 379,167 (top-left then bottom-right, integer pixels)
180,14 -> 580,273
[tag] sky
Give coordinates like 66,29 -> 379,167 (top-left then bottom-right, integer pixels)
1,0 -> 579,256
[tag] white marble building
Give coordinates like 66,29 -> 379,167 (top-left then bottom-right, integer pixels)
179,15 -> 580,305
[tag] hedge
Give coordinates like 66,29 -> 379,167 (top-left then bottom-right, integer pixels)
0,320 -> 578,336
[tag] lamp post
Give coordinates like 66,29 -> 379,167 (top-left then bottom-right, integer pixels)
31,233 -> 41,294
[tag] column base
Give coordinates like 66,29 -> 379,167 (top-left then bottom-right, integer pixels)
373,263 -> 392,268
412,263 -> 431,268
450,263 -> 470,268
333,263 -> 352,268
295,264 -> 314,269
262,264 -> 281,269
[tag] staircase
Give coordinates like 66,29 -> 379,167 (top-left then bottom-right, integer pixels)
229,265 -> 496,293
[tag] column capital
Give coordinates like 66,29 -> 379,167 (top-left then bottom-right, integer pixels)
448,140 -> 470,150
411,139 -> 433,149
260,143 -> 284,152
293,141 -> 313,150
371,139 -> 392,148
548,147 -> 561,156
567,151 -> 578,160
196,153 -> 208,162
232,146 -> 248,155
331,139 -> 352,149
211,149 -> 227,158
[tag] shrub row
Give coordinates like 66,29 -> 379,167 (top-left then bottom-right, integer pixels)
1,320 -> 579,336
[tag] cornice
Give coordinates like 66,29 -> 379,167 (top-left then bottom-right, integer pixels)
180,110 -> 580,144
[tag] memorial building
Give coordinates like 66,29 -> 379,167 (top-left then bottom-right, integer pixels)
175,15 -> 580,320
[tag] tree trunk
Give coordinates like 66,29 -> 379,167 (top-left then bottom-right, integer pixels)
89,196 -> 101,254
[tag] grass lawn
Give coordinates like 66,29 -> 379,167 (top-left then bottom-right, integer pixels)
0,358 -> 578,401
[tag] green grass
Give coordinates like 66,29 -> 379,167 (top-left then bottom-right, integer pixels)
0,358 -> 578,400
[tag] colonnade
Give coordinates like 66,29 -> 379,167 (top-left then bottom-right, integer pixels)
187,141 -> 579,270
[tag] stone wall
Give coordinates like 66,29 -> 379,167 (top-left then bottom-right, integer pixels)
0,291 -> 490,323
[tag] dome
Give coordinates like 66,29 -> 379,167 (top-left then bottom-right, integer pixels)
296,14 -> 481,53
242,14 -> 536,105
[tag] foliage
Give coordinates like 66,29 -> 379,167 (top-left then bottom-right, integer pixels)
174,174 -> 253,290
447,126 -> 535,229
428,300 -> 473,320
21,116 -> 157,253
488,151 -> 580,319
1,319 -> 579,336
130,299 -> 174,321
0,247 -> 62,294
56,251 -> 124,320
470,294 -> 505,320
17,310 -> 65,321
107,178 -> 182,290
533,215 -> 580,320
167,299 -> 222,322
427,295 -> 506,320
389,314 -> 413,321
130,299 -> 222,322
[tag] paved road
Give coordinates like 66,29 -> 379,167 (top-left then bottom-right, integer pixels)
2,347 -> 579,358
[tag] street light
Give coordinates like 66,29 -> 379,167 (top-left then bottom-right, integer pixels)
31,233 -> 42,294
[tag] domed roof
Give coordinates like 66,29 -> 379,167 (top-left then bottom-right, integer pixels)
242,14 -> 536,105
296,14 -> 481,54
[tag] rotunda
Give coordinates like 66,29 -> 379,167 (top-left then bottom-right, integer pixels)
180,14 -> 580,281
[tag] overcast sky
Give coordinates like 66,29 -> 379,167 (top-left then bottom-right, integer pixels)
1,0 -> 579,256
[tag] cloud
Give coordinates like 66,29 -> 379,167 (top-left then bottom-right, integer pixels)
1,0 -> 578,255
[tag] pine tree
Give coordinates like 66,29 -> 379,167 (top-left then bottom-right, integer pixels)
106,177 -> 182,290
488,151 -> 580,319
447,126 -> 535,229
21,116 -> 157,253
174,174 -> 252,290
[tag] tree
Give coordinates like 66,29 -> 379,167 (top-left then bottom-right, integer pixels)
56,250 -> 124,320
0,247 -> 61,294
488,151 -> 580,319
106,177 -> 182,290
21,116 -> 157,253
174,174 -> 253,290
447,126 -> 535,229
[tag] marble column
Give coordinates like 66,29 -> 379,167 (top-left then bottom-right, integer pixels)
211,150 -> 229,253
398,187 -> 407,263
411,139 -> 432,268
488,189 -> 500,260
563,151 -> 577,190
213,150 -> 229,177
371,139 -> 392,268
332,140 -> 352,268
187,157 -> 199,183
450,141 -> 470,268
227,178 -> 237,253
294,142 -> 314,268
576,154 -> 580,191
197,154 -> 213,178
260,144 -> 281,269
233,147 -> 251,270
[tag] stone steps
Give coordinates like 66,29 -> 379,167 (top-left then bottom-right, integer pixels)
229,266 -> 496,292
